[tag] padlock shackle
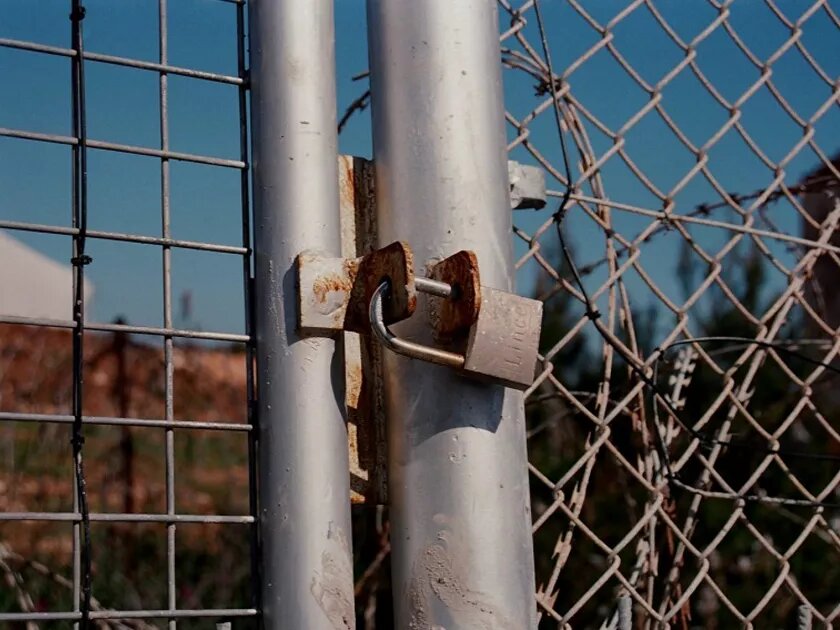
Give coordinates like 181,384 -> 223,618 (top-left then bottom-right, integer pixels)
369,281 -> 465,369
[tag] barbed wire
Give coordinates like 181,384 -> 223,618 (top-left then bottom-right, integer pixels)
530,0 -> 840,448
574,174 -> 840,278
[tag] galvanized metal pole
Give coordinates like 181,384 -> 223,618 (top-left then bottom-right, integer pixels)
248,2 -> 355,629
367,2 -> 538,628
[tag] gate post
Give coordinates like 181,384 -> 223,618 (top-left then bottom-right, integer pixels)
248,1 -> 355,627
366,1 -> 538,627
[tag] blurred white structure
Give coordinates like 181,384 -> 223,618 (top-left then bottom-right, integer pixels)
0,229 -> 94,321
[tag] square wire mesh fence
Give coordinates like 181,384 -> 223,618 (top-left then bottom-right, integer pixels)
0,0 -> 257,626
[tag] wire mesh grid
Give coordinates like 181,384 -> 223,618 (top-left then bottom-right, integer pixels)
0,0 -> 257,625
499,0 -> 840,627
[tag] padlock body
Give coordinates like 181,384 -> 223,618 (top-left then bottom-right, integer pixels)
462,287 -> 543,389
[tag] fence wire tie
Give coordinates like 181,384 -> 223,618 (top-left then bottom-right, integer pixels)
69,4 -> 85,22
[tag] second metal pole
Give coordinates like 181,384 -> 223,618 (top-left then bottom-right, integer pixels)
249,1 -> 355,628
367,1 -> 538,627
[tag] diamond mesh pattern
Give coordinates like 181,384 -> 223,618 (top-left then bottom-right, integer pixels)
500,1 -> 840,626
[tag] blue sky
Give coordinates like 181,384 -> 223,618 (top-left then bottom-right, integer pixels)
1,0 -> 838,337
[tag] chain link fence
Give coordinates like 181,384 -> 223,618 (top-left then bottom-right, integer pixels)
499,0 -> 840,627
1,0 -> 838,628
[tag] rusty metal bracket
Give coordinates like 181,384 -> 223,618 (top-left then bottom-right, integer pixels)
345,240 -> 416,333
296,240 -> 416,335
427,250 -> 482,339
338,156 -> 387,506
295,252 -> 358,333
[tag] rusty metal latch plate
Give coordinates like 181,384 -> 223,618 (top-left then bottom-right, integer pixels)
296,240 -> 416,334
427,250 -> 482,339
345,241 -> 415,333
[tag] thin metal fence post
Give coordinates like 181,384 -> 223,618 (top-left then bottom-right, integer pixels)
367,1 -> 538,627
248,1 -> 355,628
